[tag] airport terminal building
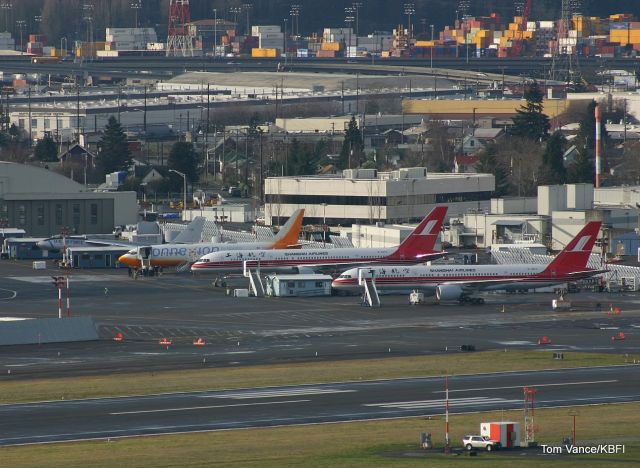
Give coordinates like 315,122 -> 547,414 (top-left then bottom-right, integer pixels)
0,162 -> 137,237
264,168 -> 495,226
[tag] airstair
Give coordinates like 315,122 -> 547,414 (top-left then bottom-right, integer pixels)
243,260 -> 265,297
358,268 -> 380,307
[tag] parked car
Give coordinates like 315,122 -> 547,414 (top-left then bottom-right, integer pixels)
462,435 -> 500,451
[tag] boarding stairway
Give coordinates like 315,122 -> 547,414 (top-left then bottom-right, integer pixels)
243,261 -> 265,297
358,269 -> 381,307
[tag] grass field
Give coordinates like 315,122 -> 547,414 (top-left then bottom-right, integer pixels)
2,403 -> 638,467
0,350 -> 633,404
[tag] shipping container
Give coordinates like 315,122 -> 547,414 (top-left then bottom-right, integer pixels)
317,49 -> 338,58
251,47 -> 279,58
321,41 -> 343,51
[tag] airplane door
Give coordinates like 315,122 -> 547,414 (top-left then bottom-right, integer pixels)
139,247 -> 152,259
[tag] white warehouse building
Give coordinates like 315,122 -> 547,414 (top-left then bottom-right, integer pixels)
264,168 -> 495,226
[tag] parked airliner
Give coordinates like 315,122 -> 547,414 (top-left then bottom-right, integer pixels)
117,209 -> 305,269
190,206 -> 448,274
332,221 -> 604,304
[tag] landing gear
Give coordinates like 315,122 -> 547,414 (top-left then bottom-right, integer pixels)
459,295 -> 485,305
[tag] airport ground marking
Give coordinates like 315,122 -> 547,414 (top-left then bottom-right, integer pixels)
109,399 -> 311,415
431,379 -> 619,393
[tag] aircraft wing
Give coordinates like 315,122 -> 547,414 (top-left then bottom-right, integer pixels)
84,239 -> 147,248
440,268 -> 606,293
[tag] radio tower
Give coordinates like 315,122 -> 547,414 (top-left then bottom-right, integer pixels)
166,0 -> 195,56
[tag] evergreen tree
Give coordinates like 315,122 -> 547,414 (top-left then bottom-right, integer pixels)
97,117 -> 131,175
339,116 -> 364,169
569,147 -> 594,184
34,135 -> 58,162
168,141 -> 199,188
511,81 -> 550,141
476,143 -> 509,196
538,131 -> 567,185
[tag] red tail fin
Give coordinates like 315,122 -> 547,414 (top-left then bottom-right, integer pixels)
543,221 -> 601,275
387,206 -> 448,261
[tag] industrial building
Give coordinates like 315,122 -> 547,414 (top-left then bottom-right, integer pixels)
0,162 -> 137,237
264,168 -> 494,226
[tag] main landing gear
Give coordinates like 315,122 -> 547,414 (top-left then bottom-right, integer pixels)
459,295 -> 485,305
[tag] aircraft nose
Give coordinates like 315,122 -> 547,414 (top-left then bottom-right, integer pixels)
118,254 -> 137,267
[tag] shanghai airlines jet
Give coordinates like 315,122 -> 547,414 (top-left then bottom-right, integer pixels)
190,206 -> 448,274
117,209 -> 305,269
332,221 -> 604,304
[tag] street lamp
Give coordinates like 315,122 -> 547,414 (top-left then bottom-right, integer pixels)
169,169 -> 187,218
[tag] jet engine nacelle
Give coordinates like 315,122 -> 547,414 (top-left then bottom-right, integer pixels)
435,284 -> 464,302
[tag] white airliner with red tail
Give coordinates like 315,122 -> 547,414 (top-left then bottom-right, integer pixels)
191,206 -> 448,274
332,221 -> 605,304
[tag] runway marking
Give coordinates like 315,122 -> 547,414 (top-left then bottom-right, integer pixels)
0,288 -> 17,300
431,379 -> 619,394
365,396 -> 520,410
6,275 -> 125,283
201,388 -> 356,400
109,399 -> 310,415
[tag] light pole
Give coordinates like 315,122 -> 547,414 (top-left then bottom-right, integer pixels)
283,18 -> 288,65
130,1 -> 142,29
213,8 -> 217,59
15,20 -> 25,55
345,7 -> 355,59
321,202 -> 327,246
169,169 -> 187,218
430,24 -> 434,70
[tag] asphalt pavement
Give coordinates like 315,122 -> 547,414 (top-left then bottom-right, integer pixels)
1,261 -> 639,378
0,365 -> 638,446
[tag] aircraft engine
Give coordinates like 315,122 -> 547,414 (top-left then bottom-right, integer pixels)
435,284 -> 464,302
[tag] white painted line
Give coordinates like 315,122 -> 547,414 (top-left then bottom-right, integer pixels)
1,365 -> 634,408
202,388 -> 356,399
0,288 -> 17,300
365,397 -> 519,410
366,396 -> 490,407
432,379 -> 618,394
109,399 -> 310,415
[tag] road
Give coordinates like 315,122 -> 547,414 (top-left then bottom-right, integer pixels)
0,365 -> 638,446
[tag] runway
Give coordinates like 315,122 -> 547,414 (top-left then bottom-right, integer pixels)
0,365 -> 638,446
0,262 -> 639,377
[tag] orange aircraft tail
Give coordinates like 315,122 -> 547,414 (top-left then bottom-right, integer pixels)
271,209 -> 305,249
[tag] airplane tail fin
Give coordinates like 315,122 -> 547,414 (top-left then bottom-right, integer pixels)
173,217 -> 206,244
386,206 -> 448,261
271,209 -> 305,249
543,221 -> 601,276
